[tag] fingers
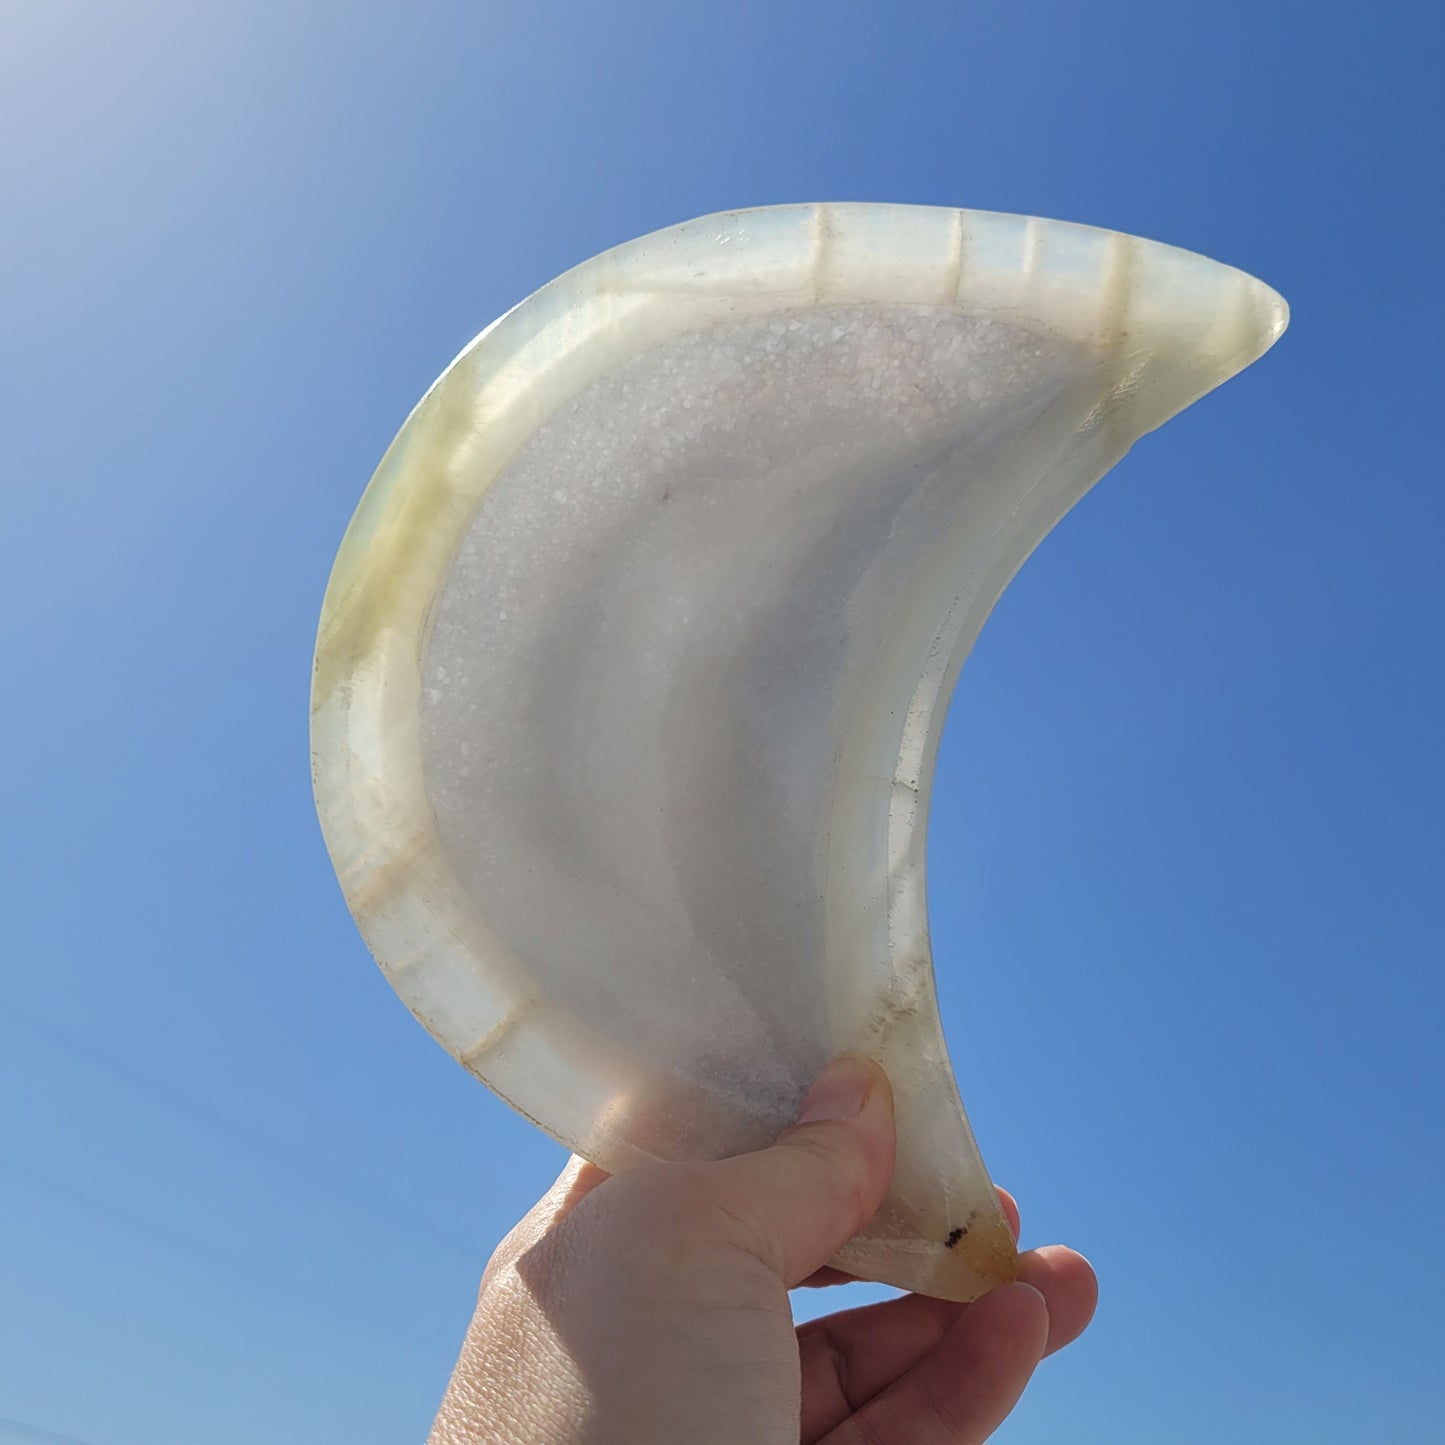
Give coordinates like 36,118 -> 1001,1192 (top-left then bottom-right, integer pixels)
497,1052 -> 896,1300
799,1291 -> 962,1435
797,1188 -> 1093,1442
687,1056 -> 897,1286
986,1187 -> 1098,1356
796,1240 -> 1093,1440
816,1282 -> 1049,1444
997,1187 -> 1021,1241
1017,1245 -> 1097,1356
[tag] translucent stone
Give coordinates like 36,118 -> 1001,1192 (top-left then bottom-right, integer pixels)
312,204 -> 1287,1300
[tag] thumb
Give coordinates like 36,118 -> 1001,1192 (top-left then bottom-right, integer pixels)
692,1056 -> 896,1287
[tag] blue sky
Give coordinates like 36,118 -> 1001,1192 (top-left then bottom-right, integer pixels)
2,2 -> 1441,1441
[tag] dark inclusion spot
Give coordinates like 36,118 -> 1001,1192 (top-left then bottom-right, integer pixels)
945,1227 -> 967,1249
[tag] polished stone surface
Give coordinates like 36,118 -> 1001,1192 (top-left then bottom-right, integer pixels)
312,204 -> 1287,1299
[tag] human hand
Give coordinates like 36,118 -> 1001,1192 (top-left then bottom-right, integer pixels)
430,1057 -> 1097,1444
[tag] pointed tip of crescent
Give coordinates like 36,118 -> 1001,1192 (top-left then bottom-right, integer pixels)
830,1206 -> 1021,1303
939,1209 -> 1022,1301
1249,274 -> 1290,357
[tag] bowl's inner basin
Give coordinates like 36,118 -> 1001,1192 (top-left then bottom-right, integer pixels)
420,302 -> 1085,1128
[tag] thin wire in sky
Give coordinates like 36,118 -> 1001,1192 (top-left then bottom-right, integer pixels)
0,1412 -> 107,1445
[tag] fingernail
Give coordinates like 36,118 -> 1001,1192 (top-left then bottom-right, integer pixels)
797,1056 -> 875,1124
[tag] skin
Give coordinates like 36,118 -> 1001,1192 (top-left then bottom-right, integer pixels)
431,1057 -> 1098,1444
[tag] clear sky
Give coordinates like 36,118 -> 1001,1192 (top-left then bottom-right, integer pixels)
2,2 -> 1441,1442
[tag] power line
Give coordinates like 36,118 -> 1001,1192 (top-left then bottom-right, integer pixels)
0,1153 -> 439,1355
0,1413 -> 104,1445
0,1000 -> 477,1264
